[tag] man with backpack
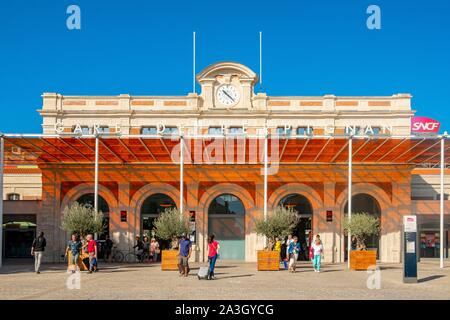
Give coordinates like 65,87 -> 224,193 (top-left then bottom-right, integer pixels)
31,231 -> 47,274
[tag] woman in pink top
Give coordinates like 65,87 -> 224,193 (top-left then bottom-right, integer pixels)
207,234 -> 220,280
150,238 -> 160,262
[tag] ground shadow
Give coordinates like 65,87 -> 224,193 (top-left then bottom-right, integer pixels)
192,273 -> 254,280
418,275 -> 445,283
187,265 -> 237,272
92,269 -> 139,274
378,266 -> 402,271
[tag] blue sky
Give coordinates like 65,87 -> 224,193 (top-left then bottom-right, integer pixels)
0,0 -> 449,133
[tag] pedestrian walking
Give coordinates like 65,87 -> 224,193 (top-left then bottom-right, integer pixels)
178,233 -> 192,277
133,235 -> 144,262
150,238 -> 160,262
103,235 -> 113,263
65,233 -> 82,273
31,231 -> 46,274
274,237 -> 282,263
288,236 -> 300,273
207,234 -> 220,280
143,236 -> 150,262
84,234 -> 98,273
285,234 -> 293,260
310,237 -> 324,272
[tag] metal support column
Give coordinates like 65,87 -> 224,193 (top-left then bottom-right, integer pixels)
180,136 -> 184,216
347,137 -> 353,269
0,137 -> 4,268
263,133 -> 268,221
94,136 -> 99,240
440,136 -> 445,268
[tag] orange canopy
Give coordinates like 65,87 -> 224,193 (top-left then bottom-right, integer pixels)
3,136 -> 448,165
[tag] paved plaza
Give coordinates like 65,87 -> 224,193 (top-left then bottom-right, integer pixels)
0,260 -> 449,300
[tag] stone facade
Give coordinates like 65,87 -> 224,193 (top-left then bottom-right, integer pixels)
39,61 -> 413,137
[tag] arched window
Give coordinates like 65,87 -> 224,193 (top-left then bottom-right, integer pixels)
76,193 -> 109,213
279,194 -> 313,218
7,193 -> 20,201
208,194 -> 245,216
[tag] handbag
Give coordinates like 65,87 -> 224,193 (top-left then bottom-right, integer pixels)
155,249 -> 161,254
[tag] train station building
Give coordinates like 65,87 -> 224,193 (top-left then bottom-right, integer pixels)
1,62 -> 449,264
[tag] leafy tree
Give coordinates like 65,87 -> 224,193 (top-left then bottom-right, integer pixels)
61,201 -> 104,237
153,208 -> 190,249
255,206 -> 299,250
343,212 -> 380,250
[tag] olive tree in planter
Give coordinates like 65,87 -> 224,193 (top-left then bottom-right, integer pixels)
153,208 -> 190,270
255,206 -> 299,271
61,202 -> 104,270
343,212 -> 380,270
61,201 -> 104,238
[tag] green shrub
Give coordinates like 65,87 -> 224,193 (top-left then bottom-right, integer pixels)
153,208 -> 190,248
343,212 -> 380,250
61,201 -> 104,237
255,206 -> 299,250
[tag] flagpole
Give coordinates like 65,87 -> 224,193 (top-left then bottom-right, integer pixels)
193,31 -> 196,94
440,134 -> 446,268
259,31 -> 262,91
347,137 -> 353,269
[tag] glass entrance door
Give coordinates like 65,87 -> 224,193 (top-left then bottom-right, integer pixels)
208,194 -> 245,260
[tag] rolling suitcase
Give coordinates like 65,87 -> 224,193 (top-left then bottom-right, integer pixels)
197,266 -> 210,280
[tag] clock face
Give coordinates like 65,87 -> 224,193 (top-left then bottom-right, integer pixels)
217,85 -> 240,106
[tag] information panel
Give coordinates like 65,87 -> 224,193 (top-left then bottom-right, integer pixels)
403,215 -> 418,283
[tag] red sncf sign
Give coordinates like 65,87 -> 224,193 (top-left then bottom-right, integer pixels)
411,116 -> 440,133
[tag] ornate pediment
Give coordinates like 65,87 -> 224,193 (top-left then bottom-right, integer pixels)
197,61 -> 258,83
197,62 -> 258,110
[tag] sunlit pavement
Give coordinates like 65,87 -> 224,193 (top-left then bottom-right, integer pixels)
0,260 -> 449,300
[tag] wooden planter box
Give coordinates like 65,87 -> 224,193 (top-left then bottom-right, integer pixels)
257,250 -> 280,271
349,250 -> 377,271
161,250 -> 179,271
67,251 -> 89,271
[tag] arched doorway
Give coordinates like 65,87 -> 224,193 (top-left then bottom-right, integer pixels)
76,193 -> 110,240
279,194 -> 313,261
140,193 -> 176,240
208,193 -> 245,260
344,193 -> 381,260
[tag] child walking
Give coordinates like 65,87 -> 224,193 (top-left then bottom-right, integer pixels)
310,238 -> 324,272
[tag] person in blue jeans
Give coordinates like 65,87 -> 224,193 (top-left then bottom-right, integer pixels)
65,233 -> 82,273
288,236 -> 301,273
311,238 -> 324,272
207,234 -> 220,280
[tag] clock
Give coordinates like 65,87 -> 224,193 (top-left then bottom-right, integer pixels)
216,84 -> 240,106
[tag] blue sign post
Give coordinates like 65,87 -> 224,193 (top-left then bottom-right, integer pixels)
403,215 -> 418,283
